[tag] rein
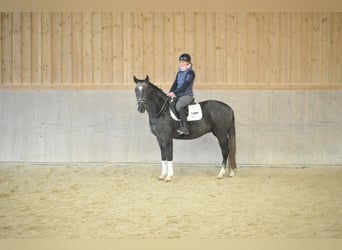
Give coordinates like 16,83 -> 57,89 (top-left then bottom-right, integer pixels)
137,96 -> 170,118
154,96 -> 171,117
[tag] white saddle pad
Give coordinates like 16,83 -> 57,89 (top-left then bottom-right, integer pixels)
170,103 -> 203,121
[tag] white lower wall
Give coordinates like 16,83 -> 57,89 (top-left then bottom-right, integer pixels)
0,89 -> 341,165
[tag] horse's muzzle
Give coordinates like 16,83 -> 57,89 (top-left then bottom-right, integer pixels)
137,103 -> 146,113
137,99 -> 147,113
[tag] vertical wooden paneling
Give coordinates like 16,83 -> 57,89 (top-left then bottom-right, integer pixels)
326,13 -> 335,84
0,14 -> 1,83
22,12 -> 31,83
194,12 -> 206,83
153,13 -> 164,83
184,13 -> 195,60
337,13 -> 342,84
290,13 -> 301,83
258,13 -> 269,83
338,13 -> 342,84
268,13 -> 279,83
31,12 -> 41,83
301,13 -> 312,83
215,12 -> 227,83
333,13 -> 342,84
62,12 -> 72,83
92,12 -> 102,83
112,12 -> 123,83
143,13 -> 154,79
174,12 -> 184,56
279,12 -> 291,83
72,12 -> 82,83
311,13 -> 322,84
227,13 -> 237,83
102,12 -> 113,83
205,13 -> 216,83
82,12 -> 92,83
133,13 -> 143,77
1,13 -> 12,83
321,12 -> 332,85
12,13 -> 22,83
51,12 -> 62,83
237,12 -> 247,83
164,13 -> 174,82
0,12 -> 341,87
247,12 -> 259,83
41,12 -> 51,84
123,12 -> 133,84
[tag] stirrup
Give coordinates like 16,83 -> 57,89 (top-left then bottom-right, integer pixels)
177,127 -> 189,135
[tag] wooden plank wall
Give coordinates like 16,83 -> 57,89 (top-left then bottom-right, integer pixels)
0,12 -> 341,89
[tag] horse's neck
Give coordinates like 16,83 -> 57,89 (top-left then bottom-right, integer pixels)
148,91 -> 168,118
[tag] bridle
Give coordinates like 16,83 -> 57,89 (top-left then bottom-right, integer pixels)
137,93 -> 149,110
137,89 -> 170,118
136,83 -> 149,109
137,98 -> 148,105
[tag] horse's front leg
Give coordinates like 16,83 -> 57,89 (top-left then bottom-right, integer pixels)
157,137 -> 173,182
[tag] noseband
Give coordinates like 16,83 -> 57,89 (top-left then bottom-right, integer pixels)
137,97 -> 149,111
137,98 -> 148,104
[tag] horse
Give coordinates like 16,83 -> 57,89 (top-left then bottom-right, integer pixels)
134,75 -> 236,181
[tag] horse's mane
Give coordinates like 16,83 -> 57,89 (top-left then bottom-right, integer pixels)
146,80 -> 167,98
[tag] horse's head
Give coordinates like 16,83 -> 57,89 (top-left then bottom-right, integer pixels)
134,75 -> 150,113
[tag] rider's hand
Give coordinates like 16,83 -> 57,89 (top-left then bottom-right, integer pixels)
167,92 -> 175,97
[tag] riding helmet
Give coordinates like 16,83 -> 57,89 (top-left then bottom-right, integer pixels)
179,53 -> 191,63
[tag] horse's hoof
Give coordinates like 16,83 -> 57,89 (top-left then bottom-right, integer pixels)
216,174 -> 224,179
165,176 -> 172,182
229,171 -> 235,177
158,174 -> 167,180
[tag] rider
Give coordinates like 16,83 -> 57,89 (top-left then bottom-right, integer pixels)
167,53 -> 195,135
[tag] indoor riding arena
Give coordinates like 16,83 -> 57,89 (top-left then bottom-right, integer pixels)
0,2 -> 342,239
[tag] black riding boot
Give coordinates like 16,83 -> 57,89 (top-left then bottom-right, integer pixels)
177,108 -> 190,135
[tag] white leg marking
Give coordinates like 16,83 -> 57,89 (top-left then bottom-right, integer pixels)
216,167 -> 226,179
165,161 -> 173,182
159,161 -> 168,180
229,169 -> 235,177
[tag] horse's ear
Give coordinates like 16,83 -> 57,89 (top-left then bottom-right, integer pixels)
133,76 -> 138,84
145,75 -> 149,82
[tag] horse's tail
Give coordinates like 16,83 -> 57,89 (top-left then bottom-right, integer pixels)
228,112 -> 237,170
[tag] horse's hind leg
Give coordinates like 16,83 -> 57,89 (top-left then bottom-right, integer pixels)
215,135 -> 229,179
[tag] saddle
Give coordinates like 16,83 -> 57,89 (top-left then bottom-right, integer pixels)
169,98 -> 203,121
